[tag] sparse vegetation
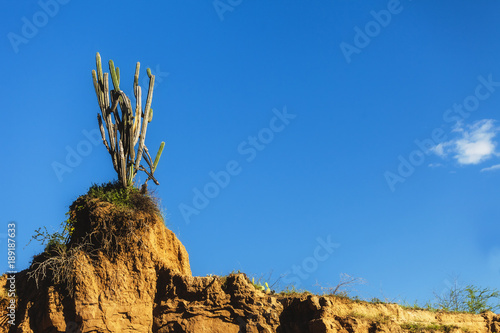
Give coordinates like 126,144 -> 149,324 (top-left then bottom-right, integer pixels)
462,285 -> 500,314
86,180 -> 160,212
251,277 -> 271,293
275,272 -> 499,317
27,241 -> 93,294
400,322 -> 460,333
29,222 -> 71,255
28,181 -> 161,295
218,270 -> 243,289
433,277 -> 500,314
316,273 -> 366,298
400,300 -> 436,312
279,285 -> 312,296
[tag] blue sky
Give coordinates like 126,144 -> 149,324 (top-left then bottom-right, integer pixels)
2,0 -> 500,305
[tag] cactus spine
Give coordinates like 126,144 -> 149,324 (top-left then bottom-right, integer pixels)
92,52 -> 163,188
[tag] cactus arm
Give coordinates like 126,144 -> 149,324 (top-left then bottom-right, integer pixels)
127,165 -> 135,187
110,91 -> 121,129
98,114 -> 119,172
152,142 -> 165,172
109,60 -> 120,91
125,94 -> 136,183
118,140 -> 127,186
102,72 -> 110,111
91,70 -> 104,112
133,85 -> 142,145
118,91 -> 133,122
132,62 -> 141,162
134,62 -> 140,94
144,70 -> 154,117
96,52 -> 103,83
91,70 -> 100,97
134,74 -> 155,171
103,73 -> 116,153
91,69 -> 98,89
95,70 -> 115,160
97,114 -> 110,153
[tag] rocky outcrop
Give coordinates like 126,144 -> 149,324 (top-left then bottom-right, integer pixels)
1,192 -> 499,332
153,272 -> 282,332
279,295 -> 500,333
1,192 -> 192,333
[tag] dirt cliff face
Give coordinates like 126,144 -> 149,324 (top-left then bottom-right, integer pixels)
279,295 -> 500,333
1,192 -> 191,332
153,271 -> 282,332
1,192 -> 499,332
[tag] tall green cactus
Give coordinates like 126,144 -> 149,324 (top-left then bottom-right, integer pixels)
91,52 -> 164,189
152,142 -> 165,172
108,60 -> 120,91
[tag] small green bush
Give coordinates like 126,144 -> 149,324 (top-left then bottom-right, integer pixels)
29,218 -> 73,255
434,278 -> 500,314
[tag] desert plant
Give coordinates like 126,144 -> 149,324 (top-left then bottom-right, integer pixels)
252,277 -> 272,293
27,214 -> 76,255
434,277 -> 500,314
92,52 -> 165,189
317,273 -> 366,298
27,241 -> 92,294
463,285 -> 500,314
434,278 -> 467,312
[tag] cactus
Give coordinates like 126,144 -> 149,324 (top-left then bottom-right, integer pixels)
134,62 -> 140,91
96,53 -> 103,83
108,60 -> 120,91
134,72 -> 154,173
91,52 -> 164,188
152,142 -> 165,172
116,67 -> 120,86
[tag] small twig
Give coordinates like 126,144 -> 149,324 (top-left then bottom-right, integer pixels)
139,165 -> 159,185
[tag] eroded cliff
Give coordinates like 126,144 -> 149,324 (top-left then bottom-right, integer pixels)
1,188 -> 499,332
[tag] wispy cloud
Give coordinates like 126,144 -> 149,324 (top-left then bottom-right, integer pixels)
480,164 -> 500,172
432,119 -> 499,165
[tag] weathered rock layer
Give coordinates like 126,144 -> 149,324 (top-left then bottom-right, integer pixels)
1,195 -> 499,332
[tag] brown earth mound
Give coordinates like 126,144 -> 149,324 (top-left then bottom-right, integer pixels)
1,193 -> 499,332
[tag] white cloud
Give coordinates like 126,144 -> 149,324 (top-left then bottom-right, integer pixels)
428,163 -> 443,168
431,119 -> 499,165
480,164 -> 500,172
431,142 -> 451,157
